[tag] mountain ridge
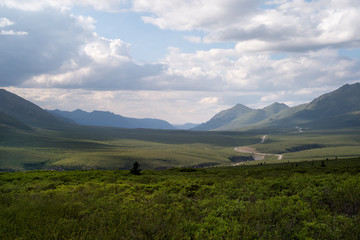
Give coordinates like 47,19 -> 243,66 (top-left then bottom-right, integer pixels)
0,89 -> 72,129
193,102 -> 289,131
193,83 -> 360,131
48,109 -> 176,130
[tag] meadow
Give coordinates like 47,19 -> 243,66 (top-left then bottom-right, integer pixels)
0,125 -> 258,171
1,157 -> 360,239
1,125 -> 360,171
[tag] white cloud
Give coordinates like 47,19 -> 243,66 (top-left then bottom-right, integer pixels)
198,97 -> 218,104
0,29 -> 27,35
3,1 -> 360,53
161,47 -> 360,93
0,7 -> 164,90
0,0 -> 130,12
184,35 -> 202,44
0,17 -> 27,35
0,9 -> 92,86
0,17 -> 13,27
133,0 -> 360,52
133,0 -> 260,31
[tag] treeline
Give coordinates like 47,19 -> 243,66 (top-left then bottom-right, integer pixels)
1,158 -> 360,239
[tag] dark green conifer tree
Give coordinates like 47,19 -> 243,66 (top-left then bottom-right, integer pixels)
130,161 -> 141,175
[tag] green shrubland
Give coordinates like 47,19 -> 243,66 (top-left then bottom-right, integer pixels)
1,158 -> 360,239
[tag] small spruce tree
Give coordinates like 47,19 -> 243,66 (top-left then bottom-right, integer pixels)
321,161 -> 326,167
130,161 -> 141,175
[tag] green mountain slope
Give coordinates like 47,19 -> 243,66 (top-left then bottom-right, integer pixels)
269,83 -> 360,130
216,102 -> 289,130
194,102 -> 289,131
0,110 -> 32,130
193,104 -> 254,131
0,89 -> 72,128
196,83 -> 360,131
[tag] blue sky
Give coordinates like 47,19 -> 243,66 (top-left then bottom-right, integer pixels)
1,0 -> 360,124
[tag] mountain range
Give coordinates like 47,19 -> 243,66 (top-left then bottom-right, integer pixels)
48,109 -> 175,130
192,102 -> 289,131
193,83 -> 360,131
0,89 -> 174,130
1,83 -> 360,132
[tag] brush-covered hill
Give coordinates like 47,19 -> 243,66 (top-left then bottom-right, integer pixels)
193,102 -> 289,131
194,83 -> 360,131
48,109 -> 176,130
0,89 -> 73,129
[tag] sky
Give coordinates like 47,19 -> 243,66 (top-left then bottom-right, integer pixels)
1,0 -> 360,124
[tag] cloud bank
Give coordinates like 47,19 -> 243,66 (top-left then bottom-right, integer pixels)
1,0 -> 360,123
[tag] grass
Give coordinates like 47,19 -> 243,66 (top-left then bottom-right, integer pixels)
1,124 -> 359,171
247,129 -> 360,163
0,125 -> 257,171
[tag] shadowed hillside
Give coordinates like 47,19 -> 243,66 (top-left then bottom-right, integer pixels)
48,109 -> 175,130
0,89 -> 72,129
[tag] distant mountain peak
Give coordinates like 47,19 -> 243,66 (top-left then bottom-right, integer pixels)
261,102 -> 289,116
74,109 -> 86,113
233,103 -> 252,110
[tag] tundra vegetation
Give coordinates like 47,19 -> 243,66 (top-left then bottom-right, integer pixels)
1,157 -> 360,239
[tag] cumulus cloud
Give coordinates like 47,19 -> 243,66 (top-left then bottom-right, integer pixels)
0,17 -> 13,27
0,7 -> 164,89
2,1 -> 359,91
0,0 -> 131,12
133,0 -> 261,31
0,8 -> 93,86
23,34 -> 165,90
0,29 -> 27,35
0,16 -> 27,35
162,47 -> 360,92
133,0 -> 360,52
198,97 -> 219,104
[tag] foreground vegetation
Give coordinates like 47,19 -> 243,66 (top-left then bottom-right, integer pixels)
1,158 -> 360,239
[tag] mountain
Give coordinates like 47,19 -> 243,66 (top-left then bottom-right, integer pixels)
173,123 -> 200,130
192,104 -> 254,131
0,110 -> 32,130
194,83 -> 360,131
289,83 -> 360,128
297,83 -> 360,119
193,102 -> 289,131
48,109 -> 176,130
0,89 -> 72,129
259,83 -> 360,130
